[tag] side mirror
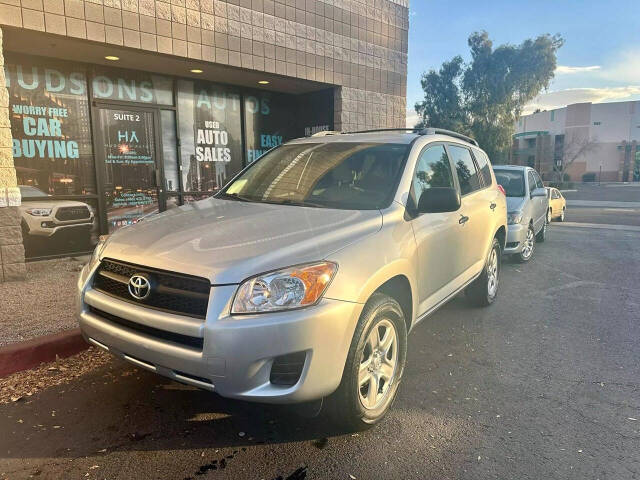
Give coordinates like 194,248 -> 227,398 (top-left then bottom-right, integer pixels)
417,187 -> 461,213
531,187 -> 547,198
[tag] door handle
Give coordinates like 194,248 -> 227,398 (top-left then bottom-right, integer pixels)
459,215 -> 469,225
490,202 -> 497,210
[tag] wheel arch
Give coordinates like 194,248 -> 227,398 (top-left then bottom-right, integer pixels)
494,225 -> 506,250
371,275 -> 413,334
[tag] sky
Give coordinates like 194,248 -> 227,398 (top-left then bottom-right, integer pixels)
405,0 -> 640,126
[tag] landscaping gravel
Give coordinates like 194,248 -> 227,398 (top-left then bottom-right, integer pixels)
0,257 -> 88,346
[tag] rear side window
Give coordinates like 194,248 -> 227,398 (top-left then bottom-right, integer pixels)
411,145 -> 454,203
448,144 -> 481,195
474,150 -> 493,186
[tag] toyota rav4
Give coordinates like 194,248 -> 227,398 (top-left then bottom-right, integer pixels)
77,128 -> 507,428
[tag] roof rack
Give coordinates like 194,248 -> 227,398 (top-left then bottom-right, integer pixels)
311,130 -> 342,137
344,127 -> 479,146
418,128 -> 479,146
347,128 -> 419,134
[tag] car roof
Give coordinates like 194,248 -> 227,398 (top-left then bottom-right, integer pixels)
286,129 -> 481,148
287,132 -> 420,145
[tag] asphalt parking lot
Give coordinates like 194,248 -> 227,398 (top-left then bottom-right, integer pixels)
1,212 -> 639,480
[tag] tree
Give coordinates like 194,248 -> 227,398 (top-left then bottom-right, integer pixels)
415,31 -> 563,163
555,131 -> 599,182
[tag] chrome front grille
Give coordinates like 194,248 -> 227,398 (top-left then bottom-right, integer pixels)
92,259 -> 211,318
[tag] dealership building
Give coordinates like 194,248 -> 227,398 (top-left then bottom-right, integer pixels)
0,0 -> 409,281
511,100 -> 640,182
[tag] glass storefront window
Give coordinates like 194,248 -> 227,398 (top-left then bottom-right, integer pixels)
97,108 -> 159,232
244,91 -> 297,163
177,79 -> 243,192
160,110 -> 179,192
5,59 -> 96,196
91,67 -> 173,105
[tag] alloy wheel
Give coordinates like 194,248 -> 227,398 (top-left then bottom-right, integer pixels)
521,227 -> 534,259
487,246 -> 499,298
358,319 -> 398,410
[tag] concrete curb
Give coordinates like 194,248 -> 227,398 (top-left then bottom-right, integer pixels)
0,328 -> 88,378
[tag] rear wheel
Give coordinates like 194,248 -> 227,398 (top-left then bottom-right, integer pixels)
536,220 -> 547,243
515,224 -> 535,263
559,208 -> 565,222
467,237 -> 501,306
546,208 -> 552,224
325,293 -> 407,429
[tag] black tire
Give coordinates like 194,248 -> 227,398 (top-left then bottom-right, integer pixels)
536,220 -> 547,243
558,208 -> 565,222
546,208 -> 552,224
467,237 -> 501,307
515,224 -> 535,263
325,293 -> 407,430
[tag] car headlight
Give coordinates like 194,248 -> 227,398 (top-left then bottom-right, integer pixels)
507,212 -> 523,225
231,261 -> 338,314
88,235 -> 110,270
26,208 -> 52,216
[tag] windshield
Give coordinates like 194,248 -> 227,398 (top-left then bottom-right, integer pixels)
220,142 -> 410,210
19,186 -> 49,198
494,170 -> 525,197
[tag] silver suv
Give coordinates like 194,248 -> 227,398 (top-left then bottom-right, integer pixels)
77,129 -> 507,428
493,166 -> 549,262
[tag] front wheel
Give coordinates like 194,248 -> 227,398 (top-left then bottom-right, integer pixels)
546,208 -> 552,224
515,224 -> 535,263
467,237 -> 501,306
325,293 -> 407,429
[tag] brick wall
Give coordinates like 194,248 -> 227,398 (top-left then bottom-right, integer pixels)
0,26 -> 26,282
0,0 -> 409,132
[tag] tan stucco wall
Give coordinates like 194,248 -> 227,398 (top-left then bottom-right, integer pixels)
0,26 -> 26,282
0,0 -> 409,132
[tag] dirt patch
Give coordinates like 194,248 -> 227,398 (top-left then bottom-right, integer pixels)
0,256 -> 88,346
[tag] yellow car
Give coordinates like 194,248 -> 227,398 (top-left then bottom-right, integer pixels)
546,187 -> 566,222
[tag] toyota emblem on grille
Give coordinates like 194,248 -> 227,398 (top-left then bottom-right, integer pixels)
128,274 -> 151,300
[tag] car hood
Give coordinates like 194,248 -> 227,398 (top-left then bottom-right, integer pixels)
506,196 -> 526,212
101,197 -> 383,284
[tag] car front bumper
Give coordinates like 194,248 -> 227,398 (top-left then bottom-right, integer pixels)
77,264 -> 363,404
23,215 -> 93,238
503,223 -> 526,254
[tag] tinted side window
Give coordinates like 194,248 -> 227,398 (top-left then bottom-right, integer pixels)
474,150 -> 493,186
449,145 -> 481,195
528,171 -> 536,194
411,145 -> 454,202
534,172 -> 544,189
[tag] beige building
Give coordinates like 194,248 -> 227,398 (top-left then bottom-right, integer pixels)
511,101 -> 640,182
0,0 -> 409,281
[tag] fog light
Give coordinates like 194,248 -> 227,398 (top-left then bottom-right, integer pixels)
41,221 -> 56,228
270,351 -> 306,386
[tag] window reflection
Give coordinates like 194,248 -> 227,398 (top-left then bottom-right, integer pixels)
177,79 -> 243,192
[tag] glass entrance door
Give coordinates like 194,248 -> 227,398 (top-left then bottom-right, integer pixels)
96,108 -> 162,232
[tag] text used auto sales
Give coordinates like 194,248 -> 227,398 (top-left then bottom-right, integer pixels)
196,121 -> 231,162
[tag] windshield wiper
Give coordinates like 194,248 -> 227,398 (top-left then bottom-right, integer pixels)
217,192 -> 253,202
264,198 -> 327,208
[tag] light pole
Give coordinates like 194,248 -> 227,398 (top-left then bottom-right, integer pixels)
599,164 -> 602,186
